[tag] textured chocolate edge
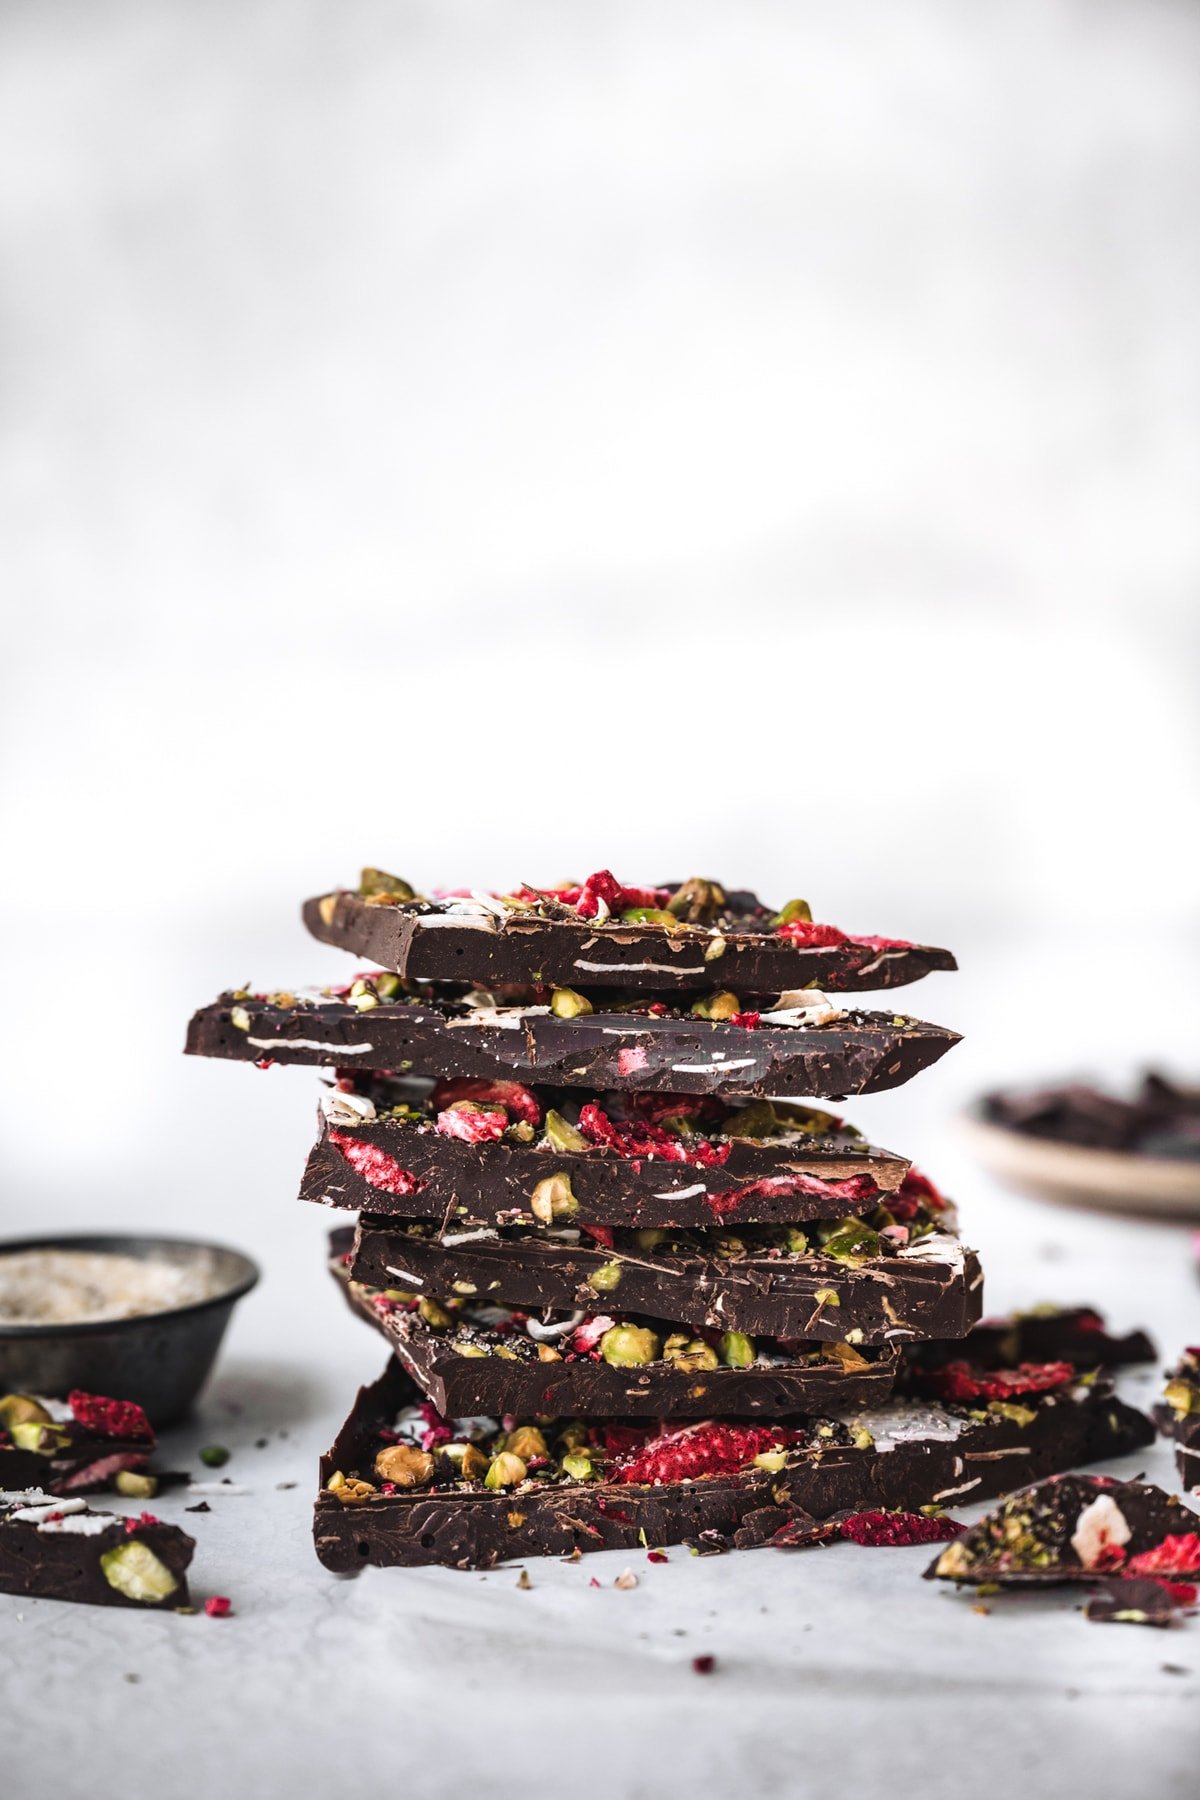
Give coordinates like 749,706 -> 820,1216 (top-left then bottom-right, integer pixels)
911,1309 -> 1157,1374
329,1245 -> 901,1418
312,1360 -> 1155,1571
301,1117 -> 907,1228
302,892 -> 958,995
352,1218 -> 983,1344
923,1473 -> 1198,1586
187,996 -> 960,1097
0,1518 -> 194,1608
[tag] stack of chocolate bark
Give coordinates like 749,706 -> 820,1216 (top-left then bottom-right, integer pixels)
187,871 -> 1154,1571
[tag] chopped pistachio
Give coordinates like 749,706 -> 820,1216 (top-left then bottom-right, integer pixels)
690,990 -> 741,1021
198,1445 -> 230,1468
100,1541 -> 178,1604
504,1426 -> 549,1462
484,1451 -> 527,1489
561,1451 -> 597,1481
719,1331 -> 755,1369
619,907 -> 680,929
599,1324 -> 660,1367
550,987 -> 593,1019
719,1101 -> 778,1139
666,878 -> 726,925
358,867 -> 415,901
543,1109 -> 588,1152
587,1259 -> 623,1294
530,1172 -> 579,1224
114,1470 -> 159,1500
813,1287 -> 840,1308
0,1395 -> 51,1430
417,1297 -> 455,1330
772,898 -> 812,926
461,1444 -> 489,1482
230,1005 -> 251,1032
374,1444 -> 435,1487
752,1449 -> 788,1473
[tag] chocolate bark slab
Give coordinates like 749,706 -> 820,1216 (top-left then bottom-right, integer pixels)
303,887 -> 956,995
1158,1349 -> 1200,1491
303,1080 -> 908,1228
329,1238 -> 901,1417
312,1360 -> 1155,1571
187,989 -> 960,1097
925,1473 -> 1199,1588
0,1489 -> 194,1607
908,1307 -> 1156,1378
352,1217 -> 984,1344
0,1392 -> 156,1496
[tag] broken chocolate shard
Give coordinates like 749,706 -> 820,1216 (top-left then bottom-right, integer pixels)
1157,1348 -> 1200,1493
186,989 -> 960,1098
303,881 -> 957,995
913,1306 -> 1156,1375
351,1212 -> 983,1344
312,1358 -> 1154,1570
329,1234 -> 901,1417
924,1473 -> 1199,1589
301,1075 -> 909,1228
0,1489 -> 194,1608
1085,1578 -> 1181,1628
0,1391 -> 157,1497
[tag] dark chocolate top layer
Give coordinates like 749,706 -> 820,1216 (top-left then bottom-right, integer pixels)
301,1076 -> 909,1228
187,986 -> 960,1097
312,1358 -> 1154,1570
303,876 -> 956,995
351,1203 -> 982,1344
329,1232 -> 901,1418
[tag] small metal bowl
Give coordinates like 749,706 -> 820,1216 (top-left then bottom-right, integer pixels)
0,1233 -> 259,1428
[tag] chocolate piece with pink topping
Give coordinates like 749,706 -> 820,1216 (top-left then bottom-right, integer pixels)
312,1358 -> 1155,1570
301,1075 -> 908,1228
0,1390 -> 158,1496
303,870 -> 956,995
0,1489 -> 194,1608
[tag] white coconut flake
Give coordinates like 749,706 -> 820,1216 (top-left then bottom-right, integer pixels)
652,1183 -> 707,1201
575,959 -> 699,976
186,1482 -> 254,1497
39,1512 -> 113,1536
0,1248 -> 227,1327
384,1265 -> 426,1288
11,1498 -> 87,1525
758,991 -> 844,1028
249,1036 -> 375,1055
670,1058 -> 758,1074
1070,1494 -> 1132,1569
439,1228 -> 499,1248
525,1310 -> 587,1341
319,1089 -> 378,1126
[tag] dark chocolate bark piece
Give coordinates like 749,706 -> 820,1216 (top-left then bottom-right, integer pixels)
0,1391 -> 157,1496
312,1359 -> 1155,1570
351,1214 -> 983,1344
329,1236 -> 901,1417
0,1489 -> 194,1607
1084,1579 -> 1180,1627
186,989 -> 960,1097
919,1306 -> 1156,1373
925,1473 -> 1199,1589
303,881 -> 956,995
983,1073 -> 1200,1157
1158,1348 -> 1200,1492
302,1077 -> 908,1228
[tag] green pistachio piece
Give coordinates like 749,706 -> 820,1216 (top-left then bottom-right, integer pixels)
813,1287 -> 841,1308
484,1451 -> 527,1489
417,1297 -> 455,1330
530,1172 -> 579,1224
634,1228 -> 666,1250
850,1424 -> 874,1449
752,1448 -> 788,1472
358,867 -> 415,901
199,1445 -> 230,1468
454,1343 -> 490,1358
587,1259 -> 623,1293
719,1331 -> 755,1369
99,1540 -> 178,1604
504,1426 -> 549,1461
666,878 -> 726,925
988,1401 -> 1037,1428
114,1470 -> 159,1499
550,987 -> 593,1018
599,1324 -> 660,1367
719,1101 -> 778,1139
691,990 -> 741,1021
10,1421 -> 67,1454
619,908 -> 681,929
0,1395 -> 51,1430
1164,1379 -> 1199,1418
230,1005 -> 251,1032
556,1421 -> 589,1451
772,898 -> 812,926
561,1451 -> 597,1480
663,1334 -> 720,1372
819,1220 -> 882,1265
374,971 -> 403,1000
543,1109 -> 588,1152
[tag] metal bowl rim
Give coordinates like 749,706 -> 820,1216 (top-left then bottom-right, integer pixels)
0,1231 -> 260,1339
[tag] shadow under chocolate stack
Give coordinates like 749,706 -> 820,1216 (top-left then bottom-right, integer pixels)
186,869 -> 1154,1570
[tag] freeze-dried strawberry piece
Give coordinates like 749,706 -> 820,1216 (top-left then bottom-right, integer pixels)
430,1079 -> 543,1127
571,1315 -> 618,1354
67,1391 -> 153,1442
580,1223 -> 615,1249
574,871 -> 671,919
329,1130 -> 424,1195
886,1169 -> 948,1220
205,1595 -> 233,1617
852,935 -> 915,951
625,1092 -> 726,1128
730,1013 -> 761,1030
612,1421 -> 803,1486
435,1104 -> 507,1144
706,1172 -> 878,1218
838,1511 -> 965,1546
774,920 -> 848,946
1125,1533 -> 1200,1579
60,1452 -> 151,1492
920,1360 -> 1076,1403
577,1104 -> 731,1169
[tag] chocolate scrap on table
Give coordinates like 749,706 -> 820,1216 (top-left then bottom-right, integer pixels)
982,1073 -> 1200,1159
303,870 -> 957,995
350,1198 -> 981,1345
186,986 -> 960,1098
1157,1348 -> 1200,1492
1084,1579 -> 1183,1628
311,1358 -> 1153,1571
772,1508 -> 965,1549
0,1390 -> 158,1496
0,1489 -> 194,1608
330,1234 -> 901,1417
302,1075 -> 909,1228
925,1474 -> 1200,1607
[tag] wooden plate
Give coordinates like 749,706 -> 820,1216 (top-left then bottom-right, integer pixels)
959,1108 -> 1200,1221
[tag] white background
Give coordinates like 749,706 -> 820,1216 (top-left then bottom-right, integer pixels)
2,3 -> 1198,1797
